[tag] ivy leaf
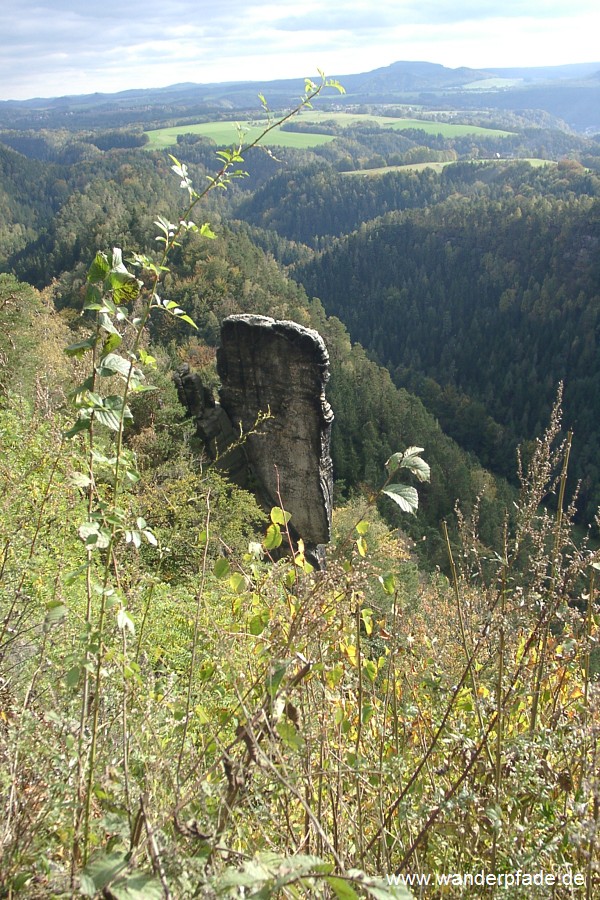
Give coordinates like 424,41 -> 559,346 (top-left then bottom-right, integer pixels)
382,484 -> 419,515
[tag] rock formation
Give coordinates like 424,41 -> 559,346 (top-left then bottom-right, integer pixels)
175,316 -> 334,554
217,315 -> 334,549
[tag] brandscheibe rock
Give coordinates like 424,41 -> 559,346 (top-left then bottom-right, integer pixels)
217,314 -> 334,552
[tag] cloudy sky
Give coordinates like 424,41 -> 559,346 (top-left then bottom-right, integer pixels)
1,1 -> 599,102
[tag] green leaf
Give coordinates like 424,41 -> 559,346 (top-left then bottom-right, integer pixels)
229,572 -> 247,593
138,348 -> 157,369
356,536 -> 368,557
355,520 -> 369,535
64,336 -> 98,358
94,408 -> 121,431
264,523 -> 282,550
266,661 -> 288,697
95,396 -> 133,431
97,352 -> 133,379
125,530 -> 142,549
276,719 -> 305,751
386,447 -> 430,483
379,573 -> 396,595
64,565 -> 88,585
11,872 -> 34,892
97,310 -> 119,336
109,873 -> 164,899
102,332 -> 122,355
177,312 -> 198,329
87,252 -> 110,284
78,522 -> 111,549
63,412 -> 92,438
271,507 -> 292,526
198,661 -> 216,682
365,881 -> 414,899
83,283 -> 103,310
80,852 -> 129,894
382,484 -> 419,515
360,608 -> 374,635
43,601 -> 67,631
213,557 -> 231,578
363,660 -> 378,684
199,222 -> 216,239
112,277 -> 141,306
70,472 -> 92,489
249,613 -> 268,635
66,665 -> 81,688
326,877 -> 361,899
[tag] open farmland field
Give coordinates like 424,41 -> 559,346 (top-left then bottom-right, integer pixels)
343,157 -> 554,176
145,111 -> 514,151
144,120 -> 336,151
291,110 -> 514,137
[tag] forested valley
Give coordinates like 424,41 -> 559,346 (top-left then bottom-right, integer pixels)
1,77 -> 600,897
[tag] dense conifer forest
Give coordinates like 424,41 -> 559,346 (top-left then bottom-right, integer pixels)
1,71 -> 599,897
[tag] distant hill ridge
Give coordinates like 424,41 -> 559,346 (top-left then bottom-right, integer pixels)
1,59 -> 600,131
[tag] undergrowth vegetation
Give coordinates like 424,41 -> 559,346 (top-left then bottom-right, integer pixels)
1,76 -> 598,900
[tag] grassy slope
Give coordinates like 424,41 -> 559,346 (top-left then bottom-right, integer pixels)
145,112 -> 513,151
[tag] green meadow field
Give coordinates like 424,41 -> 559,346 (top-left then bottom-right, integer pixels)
144,111 -> 513,150
343,158 -> 554,176
293,110 -> 514,137
144,121 -> 336,151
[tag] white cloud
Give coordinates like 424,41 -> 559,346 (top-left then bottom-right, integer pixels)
0,1 -> 599,100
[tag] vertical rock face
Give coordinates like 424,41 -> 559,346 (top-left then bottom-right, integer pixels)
217,314 -> 334,547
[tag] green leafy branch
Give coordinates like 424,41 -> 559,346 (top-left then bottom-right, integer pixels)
382,446 -> 431,515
